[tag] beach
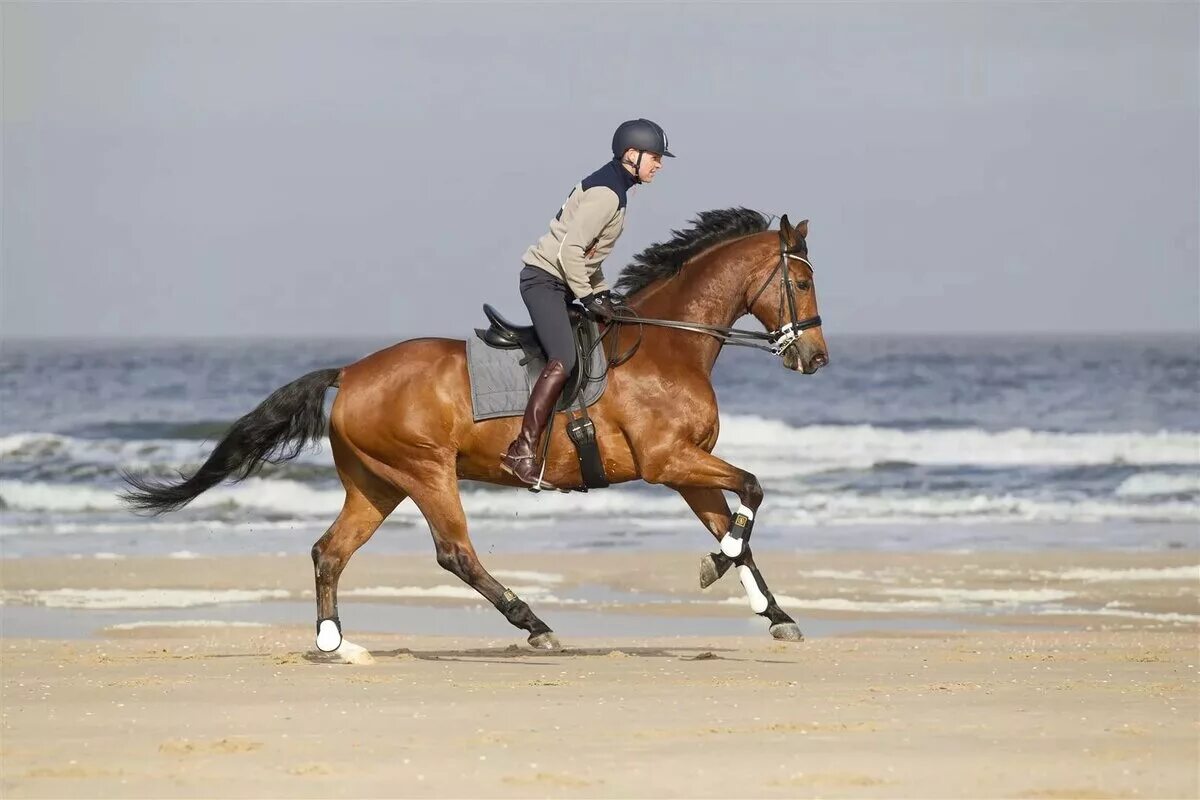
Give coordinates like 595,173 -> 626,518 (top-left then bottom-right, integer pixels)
2,549 -> 1197,799
2,338 -> 1196,796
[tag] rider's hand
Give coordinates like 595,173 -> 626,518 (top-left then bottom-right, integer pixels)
581,292 -> 618,321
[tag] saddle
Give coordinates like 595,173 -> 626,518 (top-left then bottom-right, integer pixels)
473,304 -> 610,489
474,304 -> 596,412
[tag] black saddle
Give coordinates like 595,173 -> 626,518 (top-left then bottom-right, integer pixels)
473,303 -> 611,490
474,304 -> 594,412
475,304 -> 586,352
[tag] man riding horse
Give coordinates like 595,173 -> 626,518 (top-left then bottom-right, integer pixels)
502,118 -> 672,486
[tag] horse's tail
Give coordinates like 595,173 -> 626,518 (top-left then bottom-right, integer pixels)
120,368 -> 342,515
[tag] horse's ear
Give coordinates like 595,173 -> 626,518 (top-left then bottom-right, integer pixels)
779,214 -> 794,243
796,219 -> 809,240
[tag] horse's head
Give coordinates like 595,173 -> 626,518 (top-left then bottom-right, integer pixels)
744,215 -> 828,374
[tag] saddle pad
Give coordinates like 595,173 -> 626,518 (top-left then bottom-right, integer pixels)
466,332 -> 608,422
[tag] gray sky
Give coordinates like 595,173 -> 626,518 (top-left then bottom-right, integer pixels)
3,1 -> 1197,338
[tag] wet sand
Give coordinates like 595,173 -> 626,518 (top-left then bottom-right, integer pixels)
2,550 -> 1197,798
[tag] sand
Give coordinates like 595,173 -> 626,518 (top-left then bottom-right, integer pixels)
2,549 -> 1197,798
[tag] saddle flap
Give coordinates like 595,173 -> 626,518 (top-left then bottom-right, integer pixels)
474,328 -> 522,350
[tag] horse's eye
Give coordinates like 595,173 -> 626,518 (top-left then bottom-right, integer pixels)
796,281 -> 811,291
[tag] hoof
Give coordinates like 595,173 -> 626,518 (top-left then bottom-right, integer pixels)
528,631 -> 561,650
315,619 -> 342,653
769,622 -> 804,642
699,553 -> 732,589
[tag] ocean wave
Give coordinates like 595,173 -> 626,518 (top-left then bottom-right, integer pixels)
713,417 -> 1200,479
4,419 -> 1196,485
0,432 -> 332,477
2,478 -> 1197,525
1,588 -> 290,609
1114,472 -> 1200,498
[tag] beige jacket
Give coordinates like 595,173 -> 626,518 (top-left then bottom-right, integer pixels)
522,159 -> 637,300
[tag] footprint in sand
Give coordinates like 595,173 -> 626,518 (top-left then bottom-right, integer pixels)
287,763 -> 335,776
159,738 -> 264,755
502,772 -> 596,788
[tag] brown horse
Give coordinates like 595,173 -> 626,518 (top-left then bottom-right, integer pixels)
122,208 -> 828,653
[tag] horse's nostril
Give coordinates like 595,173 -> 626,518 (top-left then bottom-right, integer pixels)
811,353 -> 828,369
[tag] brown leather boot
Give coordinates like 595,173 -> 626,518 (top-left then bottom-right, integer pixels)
501,359 -> 569,487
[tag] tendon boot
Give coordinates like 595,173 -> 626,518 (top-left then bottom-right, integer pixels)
501,359 -> 569,488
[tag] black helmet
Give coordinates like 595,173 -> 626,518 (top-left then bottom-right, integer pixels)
612,119 -> 675,159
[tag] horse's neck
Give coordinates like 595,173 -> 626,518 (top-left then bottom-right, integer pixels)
627,243 -> 756,374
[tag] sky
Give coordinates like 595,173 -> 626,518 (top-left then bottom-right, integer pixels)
3,1 -> 1197,339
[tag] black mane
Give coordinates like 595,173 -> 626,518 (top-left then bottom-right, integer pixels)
615,207 -> 772,298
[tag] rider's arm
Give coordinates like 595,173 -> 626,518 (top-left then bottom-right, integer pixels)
558,187 -> 618,302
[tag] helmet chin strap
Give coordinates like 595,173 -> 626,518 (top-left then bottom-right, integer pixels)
622,151 -> 645,183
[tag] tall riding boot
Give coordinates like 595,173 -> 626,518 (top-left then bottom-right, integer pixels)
501,359 -> 570,487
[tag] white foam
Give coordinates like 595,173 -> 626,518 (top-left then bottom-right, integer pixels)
343,585 -> 479,600
490,570 -> 564,585
708,596 -> 955,613
341,584 -> 582,604
93,552 -> 125,560
0,432 -> 333,471
1,588 -> 290,609
3,479 -> 1197,526
167,551 -> 201,560
715,416 -> 1200,472
1115,472 -> 1200,498
1050,566 -> 1200,583
770,493 -> 1200,525
107,620 -> 267,630
14,422 -> 1193,482
1036,606 -> 1200,624
0,478 -> 345,516
795,569 -> 874,581
885,587 -> 1075,605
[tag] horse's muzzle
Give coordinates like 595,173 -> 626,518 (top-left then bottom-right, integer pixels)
784,345 -> 828,374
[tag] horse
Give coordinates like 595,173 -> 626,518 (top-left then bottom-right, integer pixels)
122,208 -> 828,653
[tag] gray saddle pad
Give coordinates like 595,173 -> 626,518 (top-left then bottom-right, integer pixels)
466,327 -> 608,422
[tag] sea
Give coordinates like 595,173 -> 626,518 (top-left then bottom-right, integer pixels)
1,335 -> 1197,559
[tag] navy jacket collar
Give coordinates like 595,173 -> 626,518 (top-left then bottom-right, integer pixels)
610,158 -> 639,189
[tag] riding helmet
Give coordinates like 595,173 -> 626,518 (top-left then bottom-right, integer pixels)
612,119 -> 675,159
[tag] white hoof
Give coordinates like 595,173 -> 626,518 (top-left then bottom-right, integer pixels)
315,619 -> 342,652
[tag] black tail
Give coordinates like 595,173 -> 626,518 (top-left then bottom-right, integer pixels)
120,368 -> 342,515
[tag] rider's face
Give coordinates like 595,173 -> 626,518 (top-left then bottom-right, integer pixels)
622,149 -> 663,183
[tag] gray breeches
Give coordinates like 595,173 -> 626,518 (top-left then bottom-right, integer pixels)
519,265 -> 577,374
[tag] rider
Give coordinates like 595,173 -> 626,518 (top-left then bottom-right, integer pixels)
500,118 -> 673,486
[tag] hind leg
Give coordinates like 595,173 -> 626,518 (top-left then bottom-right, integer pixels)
673,486 -> 803,642
311,444 -> 402,653
408,470 -> 559,649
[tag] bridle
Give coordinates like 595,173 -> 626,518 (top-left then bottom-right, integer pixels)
590,233 -> 822,372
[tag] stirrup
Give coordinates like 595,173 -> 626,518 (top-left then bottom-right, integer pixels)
500,454 -> 556,492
